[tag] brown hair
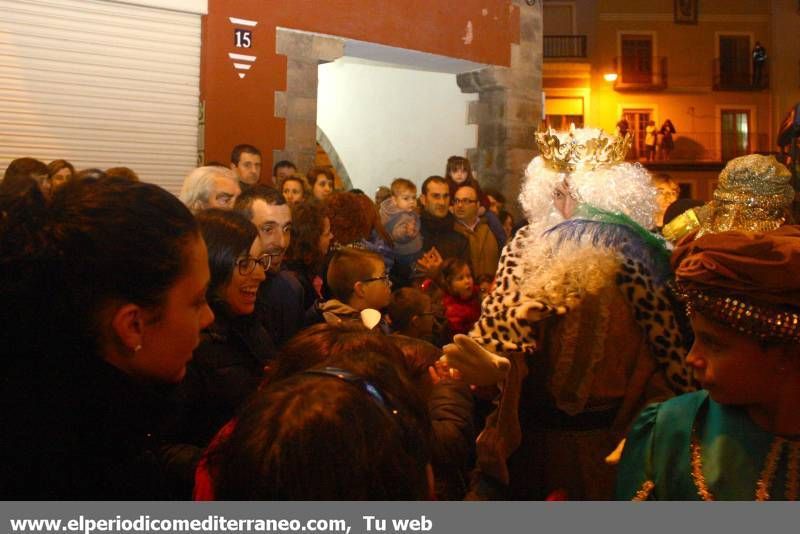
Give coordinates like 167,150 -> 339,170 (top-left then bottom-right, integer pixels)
421,175 -> 448,196
327,248 -> 385,302
436,257 -> 471,295
271,323 -> 408,383
306,166 -> 334,187
445,156 -> 474,182
105,167 -> 140,182
279,174 -> 308,195
47,159 -> 76,180
387,287 -> 430,332
285,200 -> 329,271
390,178 -> 416,196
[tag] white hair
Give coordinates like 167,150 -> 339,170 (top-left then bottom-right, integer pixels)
179,166 -> 238,212
514,155 -> 659,303
519,156 -> 658,231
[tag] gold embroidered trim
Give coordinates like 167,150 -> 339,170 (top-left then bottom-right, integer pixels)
691,431 -> 798,501
632,480 -> 655,501
755,438 -> 785,501
690,434 -> 714,501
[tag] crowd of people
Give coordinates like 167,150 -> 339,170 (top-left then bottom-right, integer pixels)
1,130 -> 799,501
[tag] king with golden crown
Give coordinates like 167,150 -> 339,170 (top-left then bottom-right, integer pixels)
443,126 -> 695,499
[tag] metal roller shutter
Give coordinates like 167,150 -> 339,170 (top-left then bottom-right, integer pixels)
0,0 -> 202,194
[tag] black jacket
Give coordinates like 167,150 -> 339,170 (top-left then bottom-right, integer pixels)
2,352 -> 185,499
419,211 -> 470,264
257,269 -> 305,347
429,381 -> 475,500
174,301 -> 276,446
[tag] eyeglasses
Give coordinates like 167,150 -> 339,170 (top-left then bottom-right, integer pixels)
235,253 -> 271,275
361,274 -> 392,287
453,198 -> 478,206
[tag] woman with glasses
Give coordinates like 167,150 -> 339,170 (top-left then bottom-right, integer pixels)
175,209 -> 276,448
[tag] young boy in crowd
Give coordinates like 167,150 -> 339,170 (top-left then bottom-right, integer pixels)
318,248 -> 392,330
379,178 -> 423,287
386,287 -> 436,343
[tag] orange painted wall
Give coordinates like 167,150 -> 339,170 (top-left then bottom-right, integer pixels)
201,0 -> 519,183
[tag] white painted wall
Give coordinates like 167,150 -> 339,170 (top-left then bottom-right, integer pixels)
317,58 -> 477,194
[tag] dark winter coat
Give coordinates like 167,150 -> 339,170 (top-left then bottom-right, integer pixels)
175,301 -> 276,446
419,211 -> 470,264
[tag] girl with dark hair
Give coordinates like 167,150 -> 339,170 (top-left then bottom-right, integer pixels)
436,257 -> 481,336
307,166 -> 334,202
46,159 -> 75,193
445,156 -> 507,248
0,177 -> 214,498
284,200 -> 333,314
177,209 -> 275,446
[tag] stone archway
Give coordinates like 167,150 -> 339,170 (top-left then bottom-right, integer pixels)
316,126 -> 353,190
457,0 -> 543,218
274,28 -> 344,175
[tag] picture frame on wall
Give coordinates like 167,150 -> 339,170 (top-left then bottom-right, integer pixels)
674,0 -> 698,24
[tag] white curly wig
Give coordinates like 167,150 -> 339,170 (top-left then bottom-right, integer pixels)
512,144 -> 659,306
519,156 -> 658,231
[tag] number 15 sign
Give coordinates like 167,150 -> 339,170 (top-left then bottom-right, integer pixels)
228,17 -> 257,79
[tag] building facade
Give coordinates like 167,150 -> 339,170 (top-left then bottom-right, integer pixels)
543,0 -> 800,200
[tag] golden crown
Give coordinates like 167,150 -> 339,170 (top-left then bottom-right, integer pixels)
534,127 -> 632,172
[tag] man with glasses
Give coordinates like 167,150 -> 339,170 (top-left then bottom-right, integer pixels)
234,186 -> 303,346
452,184 -> 500,279
418,176 -> 469,273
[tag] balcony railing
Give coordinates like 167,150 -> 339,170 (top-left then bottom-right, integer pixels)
612,56 -> 668,91
625,131 -> 769,162
544,35 -> 587,59
713,58 -> 769,91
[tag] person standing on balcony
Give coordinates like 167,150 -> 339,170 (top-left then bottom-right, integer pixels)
645,121 -> 657,162
659,120 -> 676,161
752,42 -> 767,87
616,117 -> 630,138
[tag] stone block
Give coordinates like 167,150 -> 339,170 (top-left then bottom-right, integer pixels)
508,72 -> 540,93
286,59 -> 319,98
505,124 -> 538,148
513,42 -> 538,67
479,147 -> 506,174
274,91 -> 287,118
506,148 -> 536,174
467,101 -> 486,124
479,89 -> 508,121
457,66 -> 510,93
285,119 -> 317,150
457,70 -> 482,93
312,35 -> 344,62
466,148 -> 479,168
506,97 -> 538,122
478,123 -> 507,147
519,8 -> 541,43
286,97 -> 317,120
276,30 -> 312,58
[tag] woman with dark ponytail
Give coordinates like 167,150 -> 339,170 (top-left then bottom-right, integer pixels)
0,176 -> 214,499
